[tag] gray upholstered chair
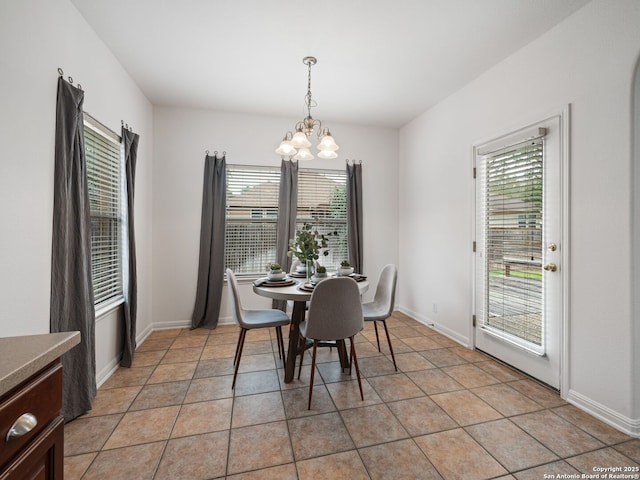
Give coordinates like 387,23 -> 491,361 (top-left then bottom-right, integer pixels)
226,268 -> 290,389
362,264 -> 398,371
297,276 -> 364,409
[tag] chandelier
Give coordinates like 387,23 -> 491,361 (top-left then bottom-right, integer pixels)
276,56 -> 339,160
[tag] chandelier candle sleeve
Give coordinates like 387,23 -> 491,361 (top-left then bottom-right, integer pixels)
276,56 -> 339,161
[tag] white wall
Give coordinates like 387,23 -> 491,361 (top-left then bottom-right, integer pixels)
0,0 -> 154,380
152,106 -> 399,328
398,0 -> 640,435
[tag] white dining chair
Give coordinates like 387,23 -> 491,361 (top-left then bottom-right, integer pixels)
362,264 -> 398,371
297,276 -> 364,409
226,268 -> 290,389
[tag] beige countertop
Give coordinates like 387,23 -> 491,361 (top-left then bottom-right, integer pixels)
0,332 -> 80,397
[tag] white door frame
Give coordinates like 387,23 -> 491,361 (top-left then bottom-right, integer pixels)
471,105 -> 570,398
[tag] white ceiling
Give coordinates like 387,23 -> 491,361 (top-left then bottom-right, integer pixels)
70,0 -> 590,128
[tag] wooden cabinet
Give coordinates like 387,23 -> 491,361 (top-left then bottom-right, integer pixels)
0,362 -> 64,480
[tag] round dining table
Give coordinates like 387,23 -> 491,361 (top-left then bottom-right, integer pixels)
253,276 -> 369,383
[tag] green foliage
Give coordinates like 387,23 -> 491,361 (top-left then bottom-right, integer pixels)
288,223 -> 329,262
267,262 -> 281,271
316,266 -> 327,273
329,186 -> 346,218
340,260 -> 351,267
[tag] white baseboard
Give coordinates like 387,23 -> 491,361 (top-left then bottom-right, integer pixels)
96,356 -> 120,388
136,322 -> 154,345
566,389 -> 640,438
396,305 -> 469,347
148,317 -> 236,331
150,319 -> 192,330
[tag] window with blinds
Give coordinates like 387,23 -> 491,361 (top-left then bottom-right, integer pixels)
224,165 -> 349,276
297,168 -> 348,270
225,165 -> 280,275
84,115 -> 124,308
476,135 -> 545,351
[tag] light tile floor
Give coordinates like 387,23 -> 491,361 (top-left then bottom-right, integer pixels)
64,312 -> 640,480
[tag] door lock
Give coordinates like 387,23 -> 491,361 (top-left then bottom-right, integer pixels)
548,243 -> 557,252
543,263 -> 557,272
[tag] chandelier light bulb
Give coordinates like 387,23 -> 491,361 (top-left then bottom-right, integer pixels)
317,132 -> 339,151
294,147 -> 314,161
317,149 -> 338,159
291,129 -> 312,149
275,139 -> 297,156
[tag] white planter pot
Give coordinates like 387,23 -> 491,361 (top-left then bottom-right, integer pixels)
268,270 -> 285,280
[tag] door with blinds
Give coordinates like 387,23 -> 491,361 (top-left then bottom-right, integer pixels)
474,115 -> 565,389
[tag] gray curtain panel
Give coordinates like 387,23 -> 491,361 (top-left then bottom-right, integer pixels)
50,76 -> 96,421
120,128 -> 139,367
273,159 -> 298,311
347,162 -> 363,273
192,154 -> 227,329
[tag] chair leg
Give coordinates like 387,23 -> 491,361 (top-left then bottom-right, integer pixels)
297,335 -> 306,380
348,339 -> 355,376
373,321 -> 381,352
233,327 -> 244,366
232,328 -> 247,390
275,326 -> 283,360
278,326 -> 286,362
350,336 -> 364,401
308,340 -> 318,410
381,320 -> 398,371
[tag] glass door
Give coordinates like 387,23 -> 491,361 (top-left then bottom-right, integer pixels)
474,115 -> 565,389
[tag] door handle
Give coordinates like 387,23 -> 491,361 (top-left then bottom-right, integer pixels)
543,263 -> 557,272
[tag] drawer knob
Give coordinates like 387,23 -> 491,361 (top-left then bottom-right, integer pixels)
6,413 -> 38,442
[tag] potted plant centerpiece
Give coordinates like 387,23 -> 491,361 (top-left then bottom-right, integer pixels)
288,223 -> 329,278
339,260 -> 354,276
314,265 -> 328,280
266,262 -> 285,281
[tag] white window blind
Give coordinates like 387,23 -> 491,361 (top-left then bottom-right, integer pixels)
477,135 -> 545,351
225,165 -> 280,275
84,115 -> 124,308
297,168 -> 348,270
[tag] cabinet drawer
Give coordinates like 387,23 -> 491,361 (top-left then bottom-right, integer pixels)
0,363 -> 62,469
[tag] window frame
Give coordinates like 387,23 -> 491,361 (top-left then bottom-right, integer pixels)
225,165 -> 281,277
224,164 -> 349,278
296,168 -> 348,271
84,113 -> 126,314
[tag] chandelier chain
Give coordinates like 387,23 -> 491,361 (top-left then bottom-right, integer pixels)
306,60 -> 313,116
